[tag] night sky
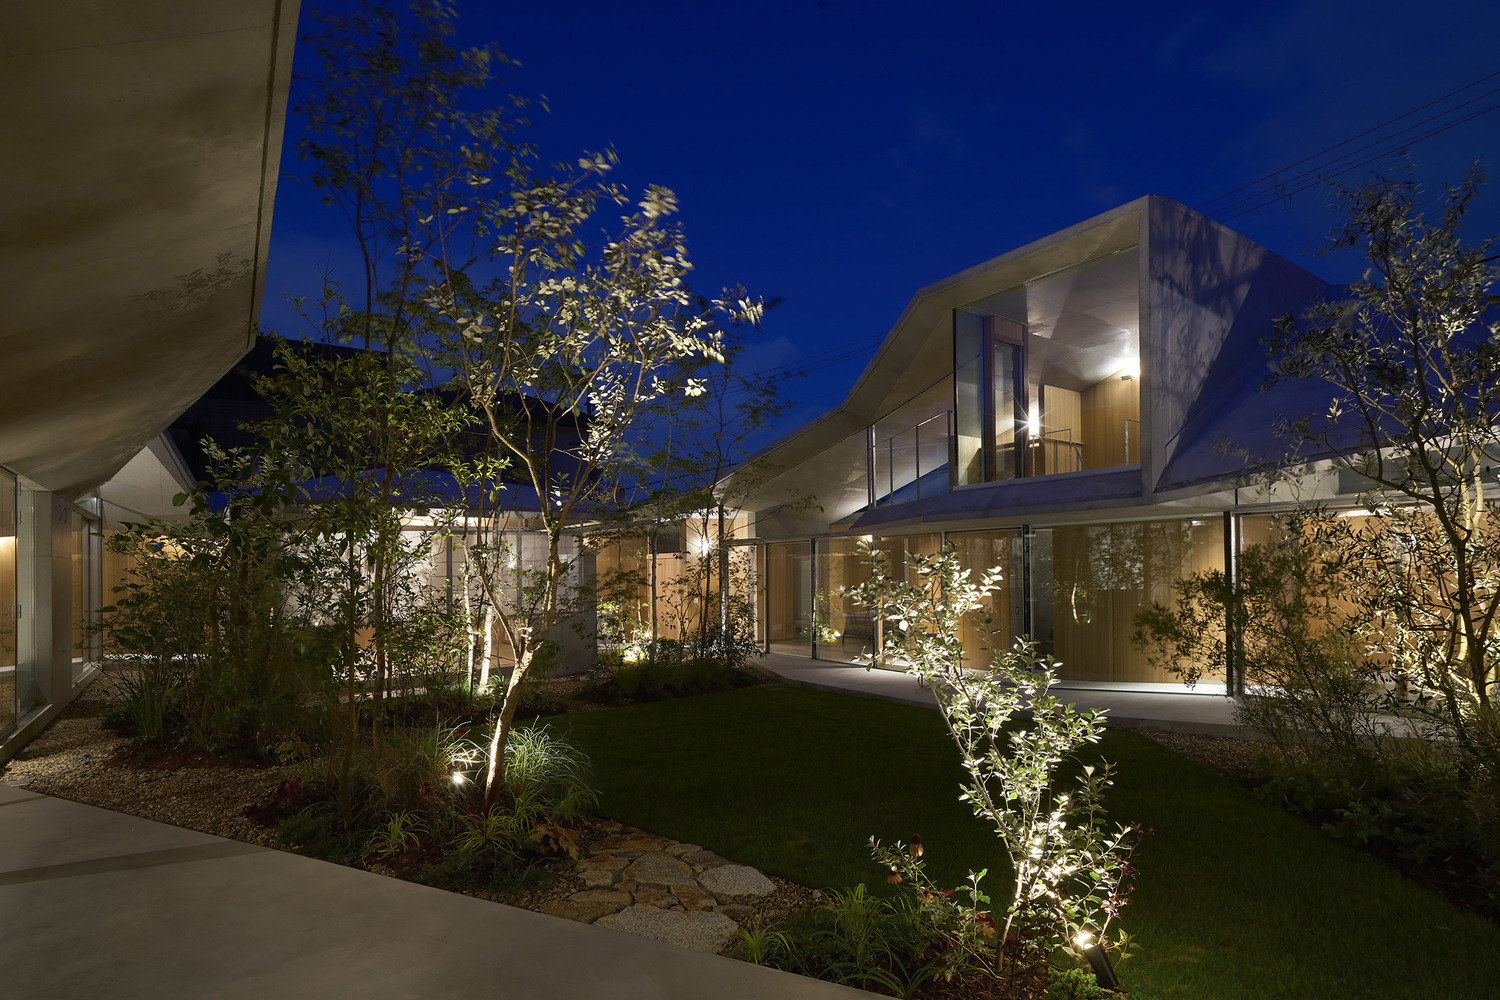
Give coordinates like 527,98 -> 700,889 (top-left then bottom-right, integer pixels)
263,0 -> 1500,447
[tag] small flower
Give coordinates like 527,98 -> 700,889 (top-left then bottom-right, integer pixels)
887,869 -> 903,884
910,834 -> 923,858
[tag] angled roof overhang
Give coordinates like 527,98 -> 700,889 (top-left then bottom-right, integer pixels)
732,198 -> 1147,512
0,2 -> 300,499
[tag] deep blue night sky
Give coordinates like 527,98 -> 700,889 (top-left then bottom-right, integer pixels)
263,0 -> 1500,445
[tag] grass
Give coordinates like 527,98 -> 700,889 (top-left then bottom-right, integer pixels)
550,684 -> 1500,1000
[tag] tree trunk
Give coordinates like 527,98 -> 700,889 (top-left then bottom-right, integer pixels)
462,576 -> 476,695
718,503 -> 729,650
479,603 -> 496,691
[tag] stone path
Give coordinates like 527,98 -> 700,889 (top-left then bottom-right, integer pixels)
540,824 -> 786,954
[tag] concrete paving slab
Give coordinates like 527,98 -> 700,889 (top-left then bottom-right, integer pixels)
754,652 -> 1264,739
0,785 -> 871,1000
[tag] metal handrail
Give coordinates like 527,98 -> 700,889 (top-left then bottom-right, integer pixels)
873,410 -> 953,505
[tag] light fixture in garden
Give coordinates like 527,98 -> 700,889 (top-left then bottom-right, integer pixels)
1075,931 -> 1120,990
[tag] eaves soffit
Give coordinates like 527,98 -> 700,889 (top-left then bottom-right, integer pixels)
0,1 -> 299,499
850,465 -> 1143,531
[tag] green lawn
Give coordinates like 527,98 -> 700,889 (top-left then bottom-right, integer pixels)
550,684 -> 1500,1000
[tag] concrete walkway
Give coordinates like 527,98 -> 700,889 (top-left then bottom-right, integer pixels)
753,651 -> 1263,740
0,783 -> 868,1000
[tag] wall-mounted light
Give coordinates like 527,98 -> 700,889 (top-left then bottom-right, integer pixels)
1119,361 -> 1140,381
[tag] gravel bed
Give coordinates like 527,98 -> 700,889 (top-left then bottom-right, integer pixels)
1135,728 -> 1275,778
1,673 -> 291,847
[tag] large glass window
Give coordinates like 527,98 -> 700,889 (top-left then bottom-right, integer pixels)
955,247 -> 1141,481
816,536 -> 878,664
1,471 -> 15,735
69,508 -> 98,677
952,529 -> 1023,669
1031,518 -> 1224,683
764,540 -> 812,656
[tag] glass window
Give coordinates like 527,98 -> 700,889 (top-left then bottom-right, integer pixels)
951,529 -> 1023,670
816,536 -> 878,664
1,471 -> 15,735
1032,518 -> 1224,683
70,510 -> 87,673
956,246 -> 1141,480
764,540 -> 812,656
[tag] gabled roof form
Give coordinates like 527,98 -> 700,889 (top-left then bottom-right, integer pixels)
0,2 -> 300,499
735,198 -> 1147,513
736,195 -> 1335,526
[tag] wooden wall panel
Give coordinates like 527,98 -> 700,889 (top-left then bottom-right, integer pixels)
1081,375 -> 1140,470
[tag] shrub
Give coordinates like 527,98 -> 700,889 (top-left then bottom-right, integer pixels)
844,540 -> 1139,991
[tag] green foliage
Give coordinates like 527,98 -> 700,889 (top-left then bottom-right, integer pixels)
414,851 -> 547,896
585,651 -> 758,704
274,797 -> 370,866
366,810 -> 425,858
843,540 -> 1139,981
559,686 -> 1500,999
108,664 -> 175,743
445,724 -> 599,860
1133,534 -> 1385,780
1045,965 -> 1116,1000
726,921 -> 791,967
354,724 -> 466,816
98,485 -> 331,756
500,724 -> 598,824
1262,168 -> 1500,729
743,887 -> 947,998
1136,526 -> 1500,894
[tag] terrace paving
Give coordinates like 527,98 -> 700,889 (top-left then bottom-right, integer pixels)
753,651 -> 1263,740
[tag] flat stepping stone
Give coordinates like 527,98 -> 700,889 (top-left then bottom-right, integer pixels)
698,864 -> 775,899
674,884 -> 717,911
540,898 -> 620,924
579,868 -> 621,888
592,833 -> 670,855
622,853 -> 696,886
681,849 -> 729,869
662,842 -> 701,857
568,888 -> 632,908
595,904 -> 740,953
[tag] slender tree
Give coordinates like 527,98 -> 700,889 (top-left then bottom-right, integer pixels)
1262,166 -> 1500,736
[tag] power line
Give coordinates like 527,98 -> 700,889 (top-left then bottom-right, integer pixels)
707,68 -> 1500,408
1214,94 -> 1500,223
1196,70 -> 1500,213
1195,68 -> 1500,226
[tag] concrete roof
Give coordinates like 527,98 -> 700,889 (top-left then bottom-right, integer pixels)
0,1 -> 300,499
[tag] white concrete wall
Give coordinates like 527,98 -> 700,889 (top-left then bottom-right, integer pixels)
1144,196 -> 1329,495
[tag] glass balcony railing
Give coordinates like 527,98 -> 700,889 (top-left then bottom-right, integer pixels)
873,411 -> 951,507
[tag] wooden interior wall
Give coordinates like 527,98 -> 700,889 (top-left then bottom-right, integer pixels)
100,528 -> 143,656
1040,385 -> 1082,475
765,542 -> 802,641
1051,519 -> 1225,683
953,530 -> 1014,670
1080,375 -> 1141,469
1051,524 -> 1113,681
652,554 -> 688,641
